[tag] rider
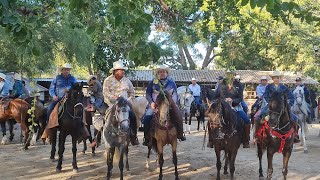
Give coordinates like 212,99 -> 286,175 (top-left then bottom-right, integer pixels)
234,74 -> 249,114
11,73 -> 25,99
142,65 -> 186,146
0,73 -> 10,105
188,78 -> 201,116
87,75 -> 105,115
258,71 -> 300,142
47,63 -> 77,122
209,71 -> 251,148
102,60 -> 139,146
256,76 -> 268,99
293,77 -> 311,121
215,76 -> 224,90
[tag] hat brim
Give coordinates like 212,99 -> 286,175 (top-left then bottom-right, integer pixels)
109,67 -> 128,73
269,74 -> 283,78
154,67 -> 171,74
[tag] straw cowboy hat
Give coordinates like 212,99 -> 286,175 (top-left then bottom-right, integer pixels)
260,76 -> 268,80
234,74 -> 241,80
109,61 -> 128,73
13,73 -> 22,81
0,73 -> 6,80
154,65 -> 171,74
59,63 -> 72,71
269,71 -> 283,78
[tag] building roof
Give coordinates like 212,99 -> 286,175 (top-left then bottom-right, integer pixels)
34,78 -> 87,83
127,70 -> 319,85
5,72 -> 48,92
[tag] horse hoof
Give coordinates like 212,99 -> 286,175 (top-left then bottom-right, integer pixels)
223,171 -> 228,175
82,151 -> 86,154
73,168 -> 79,173
91,152 -> 96,156
56,168 -> 62,173
50,158 -> 55,162
304,150 -> 309,154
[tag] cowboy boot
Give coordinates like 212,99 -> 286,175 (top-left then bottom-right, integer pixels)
243,124 -> 251,148
207,126 -> 214,148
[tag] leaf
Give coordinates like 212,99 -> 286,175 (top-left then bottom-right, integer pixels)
86,25 -> 96,34
0,0 -> 8,8
142,14 -> 154,23
32,47 -> 40,56
114,15 -> 122,27
250,0 -> 256,9
241,0 -> 249,6
112,7 -> 120,16
281,2 -> 289,11
257,0 -> 266,8
266,0 -> 275,10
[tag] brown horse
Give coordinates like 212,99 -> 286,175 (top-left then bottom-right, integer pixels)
255,91 -> 295,180
0,98 -> 31,149
146,90 -> 179,180
206,98 -> 241,180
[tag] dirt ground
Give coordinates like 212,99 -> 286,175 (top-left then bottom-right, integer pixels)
1,118 -> 320,180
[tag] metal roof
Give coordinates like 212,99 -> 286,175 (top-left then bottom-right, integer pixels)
5,72 -> 48,92
127,70 -> 319,85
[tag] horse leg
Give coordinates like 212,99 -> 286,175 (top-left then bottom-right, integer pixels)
301,116 -> 308,153
157,145 -> 164,180
266,149 -> 274,180
229,150 -> 238,180
172,141 -> 179,180
223,150 -> 229,175
282,150 -> 292,180
197,117 -> 200,131
82,125 -> 90,154
0,121 -> 8,145
24,128 -> 32,150
119,146 -> 125,180
106,147 -> 115,180
125,144 -> 129,171
50,129 -> 57,160
9,119 -> 15,142
258,144 -> 264,177
215,147 -> 221,180
146,145 -> 152,169
188,114 -> 191,133
184,115 -> 187,132
56,131 -> 67,172
72,134 -> 79,172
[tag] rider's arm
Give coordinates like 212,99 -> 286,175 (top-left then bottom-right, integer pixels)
103,77 -> 114,107
263,85 -> 271,103
0,82 -> 10,97
145,80 -> 154,104
67,76 -> 77,90
285,87 -> 295,107
49,78 -> 57,97
127,79 -> 135,100
171,81 -> 178,104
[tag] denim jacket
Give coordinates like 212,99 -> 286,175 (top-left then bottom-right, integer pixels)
264,84 -> 294,107
49,74 -> 77,98
146,78 -> 178,104
0,81 -> 10,97
12,80 -> 24,98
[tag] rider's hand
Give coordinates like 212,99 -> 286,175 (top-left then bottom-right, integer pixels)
53,96 -> 59,101
151,102 -> 156,110
225,97 -> 232,102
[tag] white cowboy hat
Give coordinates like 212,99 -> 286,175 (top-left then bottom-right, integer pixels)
87,75 -> 97,84
269,71 -> 283,78
13,73 -> 22,80
109,61 -> 128,73
260,76 -> 268,80
59,63 -> 72,71
234,75 -> 241,80
0,73 -> 6,80
191,78 -> 197,81
154,65 -> 171,74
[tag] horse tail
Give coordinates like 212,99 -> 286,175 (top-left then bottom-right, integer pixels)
152,138 -> 158,153
113,148 -> 120,165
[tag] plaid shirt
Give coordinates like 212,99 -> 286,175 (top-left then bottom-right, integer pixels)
103,75 -> 135,106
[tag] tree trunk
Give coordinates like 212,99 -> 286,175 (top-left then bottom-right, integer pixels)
183,46 -> 196,70
178,44 -> 188,70
202,46 -> 214,69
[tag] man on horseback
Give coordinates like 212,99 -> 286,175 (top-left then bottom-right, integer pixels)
47,63 -> 77,122
234,74 -> 249,114
11,73 -> 26,99
209,71 -> 251,148
256,76 -> 268,99
0,73 -> 10,108
189,78 -> 201,116
257,71 -> 300,142
87,75 -> 105,115
102,61 -> 139,146
293,77 -> 311,122
142,65 -> 186,146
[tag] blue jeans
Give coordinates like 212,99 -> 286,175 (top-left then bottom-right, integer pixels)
260,105 -> 298,122
194,96 -> 201,106
236,110 -> 250,124
241,100 -> 248,114
46,97 -> 63,122
94,98 -> 103,110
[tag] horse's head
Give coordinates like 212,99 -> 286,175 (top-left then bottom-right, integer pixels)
156,90 -> 172,126
206,99 -> 222,129
112,96 -> 130,132
268,91 -> 289,128
179,91 -> 194,115
293,86 -> 304,106
68,82 -> 84,104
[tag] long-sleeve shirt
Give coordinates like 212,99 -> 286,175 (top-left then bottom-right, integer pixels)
256,84 -> 267,98
0,81 -> 10,97
213,80 -> 244,107
264,84 -> 294,107
188,83 -> 201,96
146,78 -> 178,104
49,74 -> 77,98
103,75 -> 135,107
12,80 -> 24,98
88,81 -> 104,100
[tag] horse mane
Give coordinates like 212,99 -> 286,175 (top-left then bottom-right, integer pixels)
269,91 -> 290,121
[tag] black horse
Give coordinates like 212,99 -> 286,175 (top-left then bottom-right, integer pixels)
49,82 -> 86,173
255,91 -> 295,179
0,119 -> 15,143
206,98 -> 241,180
188,100 -> 206,131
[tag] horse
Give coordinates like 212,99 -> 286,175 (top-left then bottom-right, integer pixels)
206,98 -> 241,180
0,119 -> 15,144
48,82 -> 85,173
131,96 -> 148,130
102,96 -> 131,180
177,86 -> 194,132
146,90 -> 179,180
255,91 -> 295,179
0,98 -> 33,149
292,86 -> 309,153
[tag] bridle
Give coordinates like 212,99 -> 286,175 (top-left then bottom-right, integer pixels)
107,102 -> 130,137
268,98 -> 290,131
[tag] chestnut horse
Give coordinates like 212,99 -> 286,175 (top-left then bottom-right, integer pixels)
0,98 -> 31,149
255,91 -> 295,179
146,90 -> 180,180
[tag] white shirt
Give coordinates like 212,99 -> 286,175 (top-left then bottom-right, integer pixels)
188,83 -> 201,96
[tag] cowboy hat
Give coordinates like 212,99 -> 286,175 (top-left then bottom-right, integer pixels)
13,73 -> 22,81
295,77 -> 302,81
0,73 -> 6,80
59,63 -> 72,71
269,71 -> 283,78
191,78 -> 197,81
260,76 -> 268,80
87,75 -> 97,84
109,61 -> 128,73
154,65 -> 171,74
234,75 -> 241,80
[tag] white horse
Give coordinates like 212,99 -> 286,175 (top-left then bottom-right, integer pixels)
177,86 -> 195,133
131,96 -> 149,131
292,86 -> 309,153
